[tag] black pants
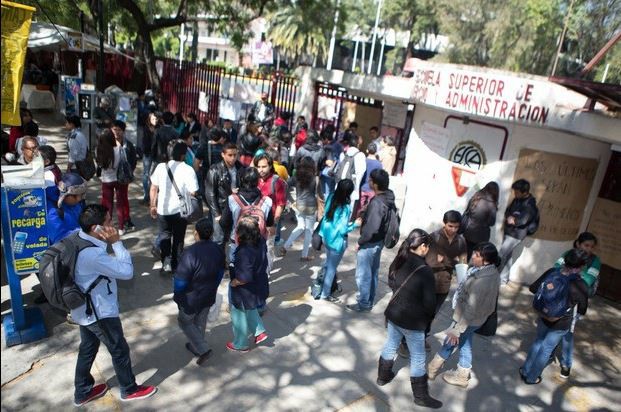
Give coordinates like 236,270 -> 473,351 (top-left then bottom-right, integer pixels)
157,213 -> 188,270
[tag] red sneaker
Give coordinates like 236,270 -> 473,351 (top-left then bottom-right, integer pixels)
226,341 -> 249,353
73,383 -> 108,407
121,385 -> 157,402
255,332 -> 268,345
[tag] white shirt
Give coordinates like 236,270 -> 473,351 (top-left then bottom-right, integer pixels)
339,147 -> 367,201
71,231 -> 134,326
67,129 -> 88,163
100,146 -> 120,183
151,160 -> 199,215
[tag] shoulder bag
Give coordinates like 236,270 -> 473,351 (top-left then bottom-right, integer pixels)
384,265 -> 425,325
166,164 -> 203,222
116,146 -> 134,184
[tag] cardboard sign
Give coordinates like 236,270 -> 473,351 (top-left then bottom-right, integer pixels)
513,149 -> 599,241
587,198 -> 621,270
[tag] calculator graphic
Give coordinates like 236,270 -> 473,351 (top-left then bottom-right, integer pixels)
13,232 -> 28,254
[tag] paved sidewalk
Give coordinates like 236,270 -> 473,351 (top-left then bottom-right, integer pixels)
2,114 -> 620,411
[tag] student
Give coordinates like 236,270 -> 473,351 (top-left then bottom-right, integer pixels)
358,142 -> 383,217
71,204 -> 156,406
174,217 -> 225,365
65,115 -> 87,174
38,145 -> 62,208
498,179 -> 539,284
461,182 -> 499,260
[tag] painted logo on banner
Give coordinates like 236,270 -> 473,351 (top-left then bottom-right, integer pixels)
449,140 -> 487,170
5,188 -> 48,273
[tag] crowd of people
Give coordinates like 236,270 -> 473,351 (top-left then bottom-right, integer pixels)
0,102 -> 601,408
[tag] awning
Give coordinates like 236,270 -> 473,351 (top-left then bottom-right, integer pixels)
28,21 -> 135,59
549,76 -> 621,111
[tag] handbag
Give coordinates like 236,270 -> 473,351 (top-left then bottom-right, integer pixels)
166,164 -> 203,222
116,147 -> 134,184
311,218 -> 323,251
76,150 -> 96,181
475,298 -> 499,336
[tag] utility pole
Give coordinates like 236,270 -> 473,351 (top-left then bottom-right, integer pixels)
551,0 -> 575,77
179,23 -> 185,64
326,0 -> 341,70
367,0 -> 383,74
97,0 -> 105,91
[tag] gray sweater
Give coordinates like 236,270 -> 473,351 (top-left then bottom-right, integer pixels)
450,264 -> 500,335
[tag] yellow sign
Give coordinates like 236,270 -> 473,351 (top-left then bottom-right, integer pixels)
1,1 -> 36,126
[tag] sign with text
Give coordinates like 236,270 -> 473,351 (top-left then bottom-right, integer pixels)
382,102 -> 407,128
513,149 -> 599,241
587,198 -> 621,270
3,187 -> 48,274
410,65 -> 555,126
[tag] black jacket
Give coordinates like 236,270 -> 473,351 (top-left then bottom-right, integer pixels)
529,269 -> 588,330
385,253 -> 437,331
152,125 -> 179,162
504,195 -> 538,240
463,193 -> 498,244
358,189 -> 396,246
123,140 -> 138,171
204,161 -> 244,218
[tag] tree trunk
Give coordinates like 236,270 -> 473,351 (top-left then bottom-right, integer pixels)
191,21 -> 199,63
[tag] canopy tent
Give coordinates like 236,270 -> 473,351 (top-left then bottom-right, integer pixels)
28,21 -> 133,58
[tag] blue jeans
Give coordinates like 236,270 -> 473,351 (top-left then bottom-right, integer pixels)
142,155 -> 153,202
498,235 -> 522,283
75,317 -> 137,402
381,321 -> 426,377
320,174 -> 335,199
321,247 -> 345,298
355,241 -> 383,309
560,330 -> 574,369
522,318 -> 568,383
437,325 -> 478,369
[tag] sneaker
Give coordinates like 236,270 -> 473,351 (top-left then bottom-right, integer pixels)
196,349 -> 213,366
125,221 -> 136,232
346,303 -> 371,313
255,332 -> 269,345
121,385 -> 157,402
322,295 -> 340,303
560,366 -> 570,379
151,246 -> 162,261
226,341 -> 249,353
118,229 -> 125,236
162,257 -> 172,273
73,383 -> 108,407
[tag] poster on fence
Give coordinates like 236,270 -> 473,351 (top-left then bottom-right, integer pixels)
513,148 -> 599,241
219,98 -> 242,121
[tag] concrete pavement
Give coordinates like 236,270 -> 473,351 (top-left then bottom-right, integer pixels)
1,113 -> 620,411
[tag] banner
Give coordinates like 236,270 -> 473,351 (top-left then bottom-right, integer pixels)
513,149 -> 599,241
587,198 -> 621,270
1,1 -> 36,125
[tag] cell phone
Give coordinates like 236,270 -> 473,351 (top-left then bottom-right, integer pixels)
13,232 -> 28,254
94,225 -> 104,233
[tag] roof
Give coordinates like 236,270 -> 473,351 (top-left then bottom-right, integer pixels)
549,76 -> 621,111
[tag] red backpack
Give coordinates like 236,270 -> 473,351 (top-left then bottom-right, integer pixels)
232,194 -> 268,240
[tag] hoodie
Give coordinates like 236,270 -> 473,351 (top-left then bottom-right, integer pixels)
358,189 -> 396,246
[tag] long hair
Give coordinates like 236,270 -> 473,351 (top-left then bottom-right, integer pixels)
237,216 -> 261,247
326,178 -> 354,221
468,181 -> 499,210
389,229 -> 432,276
96,129 -> 115,169
296,157 -> 316,189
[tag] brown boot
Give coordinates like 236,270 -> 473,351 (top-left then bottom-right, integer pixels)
442,365 -> 471,388
411,375 -> 442,409
376,357 -> 396,386
427,354 -> 445,380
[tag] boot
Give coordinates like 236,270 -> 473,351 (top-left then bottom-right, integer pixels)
442,365 -> 471,388
427,354 -> 445,380
376,357 -> 396,386
411,375 -> 442,409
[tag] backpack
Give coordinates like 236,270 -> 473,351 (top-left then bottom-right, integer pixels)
383,202 -> 401,249
532,269 -> 574,321
526,201 -> 540,236
334,152 -> 358,183
232,194 -> 269,240
38,232 -> 111,313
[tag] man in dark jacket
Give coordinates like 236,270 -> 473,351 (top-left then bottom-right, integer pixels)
520,248 -> 588,384
152,111 -> 179,163
347,169 -> 394,312
294,129 -> 324,172
204,142 -> 244,249
498,179 -> 539,284
173,217 -> 225,365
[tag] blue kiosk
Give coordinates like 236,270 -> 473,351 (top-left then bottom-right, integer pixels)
1,185 -> 48,346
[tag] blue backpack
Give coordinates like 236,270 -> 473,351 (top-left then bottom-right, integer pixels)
532,269 -> 575,320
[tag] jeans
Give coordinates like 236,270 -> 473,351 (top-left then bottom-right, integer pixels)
101,182 -> 130,230
355,241 -> 383,309
75,317 -> 137,402
320,175 -> 335,199
560,331 -> 574,369
230,302 -> 266,350
522,318 -> 569,383
437,325 -> 478,369
157,213 -> 188,270
178,306 -> 211,356
142,155 -> 153,202
498,235 -> 522,283
381,321 -> 426,377
321,247 -> 345,299
283,213 -> 316,258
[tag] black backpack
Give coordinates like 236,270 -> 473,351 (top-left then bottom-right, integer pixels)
39,232 -> 111,313
383,203 -> 401,249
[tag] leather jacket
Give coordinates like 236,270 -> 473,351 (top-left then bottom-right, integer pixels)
204,160 -> 244,217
